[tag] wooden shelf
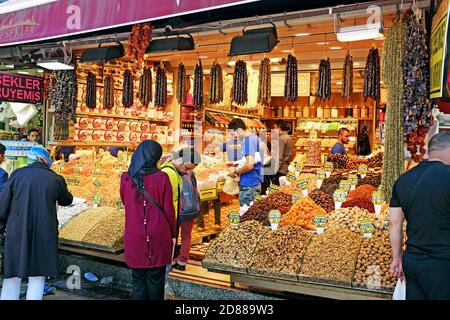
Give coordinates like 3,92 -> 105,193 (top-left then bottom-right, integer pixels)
260,117 -> 297,121
48,141 -> 173,147
76,112 -> 171,123
296,117 -> 372,121
204,108 -> 261,119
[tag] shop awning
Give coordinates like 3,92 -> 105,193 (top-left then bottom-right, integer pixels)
0,0 -> 260,47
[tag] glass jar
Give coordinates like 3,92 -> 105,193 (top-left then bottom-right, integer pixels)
317,106 -> 324,118
296,106 -> 302,118
338,106 -> 346,118
290,105 -> 296,118
353,107 -> 361,119
309,106 -> 317,118
324,107 -> 331,119
277,107 -> 283,118
345,107 -> 353,118
303,106 -> 310,118
369,105 -> 374,118
331,107 -> 339,118
283,105 -> 290,118
361,107 -> 368,118
271,107 -> 276,118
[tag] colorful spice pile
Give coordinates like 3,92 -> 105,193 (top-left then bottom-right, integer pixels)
279,197 -> 325,230
342,197 -> 375,213
241,192 -> 292,226
347,185 -> 376,201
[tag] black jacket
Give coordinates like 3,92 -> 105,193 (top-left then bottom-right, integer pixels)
0,162 -> 73,278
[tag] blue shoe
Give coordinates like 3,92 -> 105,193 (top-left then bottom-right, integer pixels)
43,283 -> 55,295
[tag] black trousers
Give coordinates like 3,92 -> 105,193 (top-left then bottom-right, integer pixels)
197,199 -> 221,227
403,252 -> 450,300
131,266 -> 166,300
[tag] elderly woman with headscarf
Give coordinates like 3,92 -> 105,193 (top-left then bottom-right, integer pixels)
0,146 -> 73,300
120,140 -> 176,300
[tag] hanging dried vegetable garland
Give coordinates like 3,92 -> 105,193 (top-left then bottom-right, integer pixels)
342,51 -> 353,101
402,9 -> 434,162
138,67 -> 152,107
193,60 -> 204,109
317,58 -> 331,100
103,75 -> 115,109
86,72 -> 97,108
232,60 -> 248,106
284,54 -> 298,102
381,20 -> 408,199
49,70 -> 77,140
257,58 -> 271,106
209,62 -> 223,104
155,65 -> 167,108
126,23 -> 153,73
364,48 -> 381,101
122,69 -> 134,108
176,63 -> 186,104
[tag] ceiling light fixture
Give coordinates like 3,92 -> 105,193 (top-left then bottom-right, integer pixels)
335,13 -> 384,42
37,57 -> 74,70
329,46 -> 342,50
229,23 -> 278,56
198,56 -> 208,59
17,71 -> 30,75
80,42 -> 125,63
147,34 -> 195,53
316,42 -> 330,45
281,49 -> 293,53
295,33 -> 311,37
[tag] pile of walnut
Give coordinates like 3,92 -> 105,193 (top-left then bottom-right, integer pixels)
300,228 -> 362,282
202,221 -> 269,272
328,207 -> 382,234
353,232 -> 396,288
248,226 -> 312,279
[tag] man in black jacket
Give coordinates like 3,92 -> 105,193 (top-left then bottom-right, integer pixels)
390,132 -> 450,299
0,146 -> 73,300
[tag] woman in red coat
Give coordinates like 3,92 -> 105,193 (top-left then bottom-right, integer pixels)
120,140 -> 176,300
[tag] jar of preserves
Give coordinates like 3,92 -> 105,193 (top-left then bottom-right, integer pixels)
296,106 -> 302,118
271,107 -> 277,118
303,106 -> 310,118
309,105 -> 317,118
345,106 -> 353,118
290,105 -> 296,118
361,106 -> 368,118
353,107 -> 361,119
317,106 -> 324,118
331,107 -> 339,118
283,105 -> 290,118
338,106 -> 346,118
323,107 -> 331,119
277,107 -> 283,118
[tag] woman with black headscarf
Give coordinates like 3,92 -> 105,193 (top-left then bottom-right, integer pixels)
120,140 -> 176,300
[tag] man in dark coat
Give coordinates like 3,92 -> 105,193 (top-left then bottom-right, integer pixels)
0,146 -> 73,300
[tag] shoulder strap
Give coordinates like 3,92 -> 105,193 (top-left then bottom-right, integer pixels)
162,165 -> 181,214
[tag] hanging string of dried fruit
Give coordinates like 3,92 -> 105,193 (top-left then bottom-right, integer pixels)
43,70 -> 51,100
193,60 -> 204,109
257,58 -> 271,106
232,60 -> 248,106
381,19 -> 408,199
155,65 -> 167,108
284,54 -> 298,102
176,63 -> 186,105
363,48 -> 380,101
138,67 -> 152,107
317,58 -> 331,100
126,23 -> 153,73
402,9 -> 434,162
49,70 -> 77,141
209,62 -> 223,104
86,72 -> 97,108
342,51 -> 353,101
103,75 -> 115,109
122,69 -> 134,108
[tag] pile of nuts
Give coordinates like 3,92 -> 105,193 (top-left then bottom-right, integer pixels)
248,226 -> 312,279
328,207 -> 381,233
299,173 -> 318,194
368,152 -> 384,168
306,140 -> 322,165
300,228 -> 362,282
309,189 -> 335,213
327,154 -> 349,169
353,232 -> 397,288
357,174 -> 382,188
319,174 -> 343,196
241,192 -> 292,226
280,184 -> 300,196
82,211 -> 125,249
280,197 -> 325,230
202,221 -> 269,272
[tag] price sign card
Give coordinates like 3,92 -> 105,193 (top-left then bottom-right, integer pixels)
228,211 -> 241,229
372,191 -> 384,215
267,183 -> 280,195
339,180 -> 351,193
313,214 -> 328,234
333,189 -> 347,208
360,218 -> 375,238
268,210 -> 282,230
358,164 -> 368,178
292,191 -> 302,204
309,130 -> 318,139
255,194 -> 264,202
348,174 -> 358,190
93,194 -> 102,206
295,162 -> 303,174
286,171 -> 297,184
116,199 -> 124,210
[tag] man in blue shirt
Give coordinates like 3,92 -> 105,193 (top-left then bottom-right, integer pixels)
0,143 -> 7,192
331,127 -> 350,155
227,118 -> 263,206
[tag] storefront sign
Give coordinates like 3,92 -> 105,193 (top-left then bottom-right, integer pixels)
0,72 -> 43,104
0,0 -> 260,47
430,0 -> 450,98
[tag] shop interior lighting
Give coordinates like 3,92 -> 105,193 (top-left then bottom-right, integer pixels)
17,71 -> 30,75
229,24 -> 278,56
80,42 -> 125,63
37,57 -> 74,70
329,46 -> 342,50
295,33 -> 311,37
335,10 -> 384,43
147,34 -> 195,53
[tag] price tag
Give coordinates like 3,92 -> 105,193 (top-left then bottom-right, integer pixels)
313,214 -> 328,234
116,199 -> 124,210
73,168 -> 81,175
360,218 -> 375,238
93,194 -> 102,206
78,161 -> 85,167
255,194 -> 264,201
199,188 -> 217,201
295,162 -> 303,173
309,130 -> 318,139
348,174 -> 358,190
217,180 -> 225,191
72,178 -> 80,186
267,183 -> 280,194
358,164 -> 368,177
371,191 -> 384,205
286,171 -> 296,183
292,191 -> 302,204
98,171 -> 107,176
113,163 -> 122,169
228,211 -> 240,229
324,161 -> 334,172
333,189 -> 347,203
297,179 -> 308,190
268,210 -> 282,230
65,178 -> 72,186
93,181 -> 102,188
316,171 -> 327,181
339,180 -> 351,193
95,162 -> 102,168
